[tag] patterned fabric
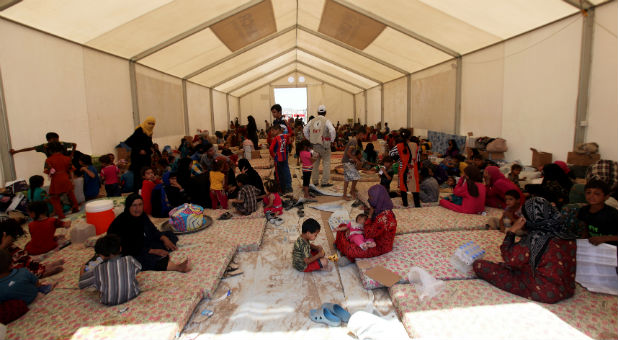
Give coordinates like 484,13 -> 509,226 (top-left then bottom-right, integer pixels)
269,134 -> 289,162
168,203 -> 208,234
560,203 -> 586,237
343,162 -> 361,181
335,210 -> 397,261
391,206 -> 502,235
8,245 -> 46,278
356,230 -> 504,289
521,197 -> 576,270
178,217 -> 266,253
87,256 -> 141,306
248,158 -> 274,169
427,131 -> 467,156
586,159 -> 618,191
292,236 -> 311,271
7,272 -> 202,340
474,236 -> 576,303
389,142 -> 419,193
390,280 -> 618,339
236,185 -> 261,215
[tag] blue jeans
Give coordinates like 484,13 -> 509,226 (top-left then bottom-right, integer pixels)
275,160 -> 292,192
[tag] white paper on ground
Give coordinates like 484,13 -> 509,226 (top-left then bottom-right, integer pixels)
348,311 -> 409,340
575,239 -> 618,295
310,203 -> 344,212
309,184 -> 343,197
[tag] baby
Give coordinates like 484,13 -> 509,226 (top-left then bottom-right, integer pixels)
335,214 -> 376,250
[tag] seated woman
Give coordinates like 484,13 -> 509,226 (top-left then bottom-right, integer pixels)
439,166 -> 486,214
237,159 -> 266,196
473,197 -> 576,303
107,194 -> 190,272
484,166 -> 524,209
335,185 -> 397,263
526,163 -> 573,209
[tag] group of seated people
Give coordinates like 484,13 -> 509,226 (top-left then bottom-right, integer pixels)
1,115 -> 617,327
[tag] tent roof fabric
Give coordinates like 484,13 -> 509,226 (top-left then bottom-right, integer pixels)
1,0 -> 604,94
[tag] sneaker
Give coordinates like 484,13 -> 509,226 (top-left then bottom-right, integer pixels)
274,218 -> 284,226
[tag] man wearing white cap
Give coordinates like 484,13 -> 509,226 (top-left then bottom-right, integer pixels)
304,105 -> 336,187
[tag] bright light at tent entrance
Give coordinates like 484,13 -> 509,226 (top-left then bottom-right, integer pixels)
274,87 -> 307,122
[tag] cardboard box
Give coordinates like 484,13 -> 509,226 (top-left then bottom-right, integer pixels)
530,148 -> 552,169
488,152 -> 505,160
567,152 -> 600,166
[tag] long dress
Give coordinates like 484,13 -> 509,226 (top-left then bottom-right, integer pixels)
124,127 -> 153,191
335,210 -> 397,260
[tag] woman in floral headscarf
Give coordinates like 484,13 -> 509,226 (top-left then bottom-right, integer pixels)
335,184 -> 397,262
125,116 -> 156,192
473,197 -> 576,303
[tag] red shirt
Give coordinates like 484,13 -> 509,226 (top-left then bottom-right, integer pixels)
45,153 -> 74,194
269,134 -> 289,162
100,165 -> 120,185
141,179 -> 160,215
25,217 -> 64,255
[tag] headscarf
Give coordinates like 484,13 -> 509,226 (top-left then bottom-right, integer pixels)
485,166 -> 506,186
367,184 -> 393,218
520,197 -> 575,271
107,194 -> 149,257
138,116 -> 156,137
542,164 -> 573,191
237,158 -> 265,195
554,161 -> 570,174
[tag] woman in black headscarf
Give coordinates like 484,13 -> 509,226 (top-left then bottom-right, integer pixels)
237,158 -> 265,196
247,115 -> 259,150
526,163 -> 573,208
473,197 -> 576,303
107,194 -> 190,272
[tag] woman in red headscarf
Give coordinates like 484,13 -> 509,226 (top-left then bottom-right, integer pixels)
484,166 -> 524,209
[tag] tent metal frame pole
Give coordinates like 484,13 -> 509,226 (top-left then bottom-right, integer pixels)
297,25 -> 408,75
353,94 -> 357,123
331,0 -> 460,58
0,66 -> 16,181
573,8 -> 595,147
380,85 -> 384,129
364,91 -> 368,125
209,88 -> 215,132
406,74 -> 411,129
184,25 -> 297,79
226,94 -> 231,127
225,60 -> 297,94
129,61 -> 140,127
562,0 -> 594,10
210,47 -> 296,88
182,80 -> 189,136
237,97 -> 241,124
305,75 -> 354,95
296,61 -> 365,90
297,47 -> 382,84
132,0 -> 263,61
454,57 -> 462,135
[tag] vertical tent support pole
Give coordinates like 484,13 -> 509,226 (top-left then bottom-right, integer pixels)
182,80 -> 189,136
574,8 -> 595,147
226,94 -> 231,128
407,74 -> 412,128
380,84 -> 384,129
353,93 -> 357,123
454,57 -> 462,135
209,88 -> 215,132
0,67 -> 16,181
129,61 -> 140,127
364,91 -> 368,125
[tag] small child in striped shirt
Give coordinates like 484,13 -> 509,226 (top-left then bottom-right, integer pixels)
79,235 -> 141,306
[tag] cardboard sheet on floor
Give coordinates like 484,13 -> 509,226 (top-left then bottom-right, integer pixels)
364,265 -> 402,287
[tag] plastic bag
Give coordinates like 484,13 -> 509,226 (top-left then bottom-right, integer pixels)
407,266 -> 445,301
328,209 -> 351,231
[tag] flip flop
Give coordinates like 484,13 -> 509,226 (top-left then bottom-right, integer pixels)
226,263 -> 240,271
223,268 -> 243,278
309,307 -> 341,327
297,209 -> 304,217
218,212 -> 233,220
321,303 -> 351,323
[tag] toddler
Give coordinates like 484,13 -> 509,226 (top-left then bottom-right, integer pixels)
335,214 -> 376,250
441,176 -> 457,190
379,156 -> 395,194
209,160 -> 228,209
263,179 -> 283,225
499,190 -> 522,232
140,167 -> 161,215
27,175 -> 54,215
99,154 -> 121,197
508,163 -> 526,188
78,235 -> 141,306
292,218 -> 330,272
79,154 -> 100,201
25,201 -> 71,255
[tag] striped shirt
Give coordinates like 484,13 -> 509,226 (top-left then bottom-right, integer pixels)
236,184 -> 260,214
80,255 -> 141,306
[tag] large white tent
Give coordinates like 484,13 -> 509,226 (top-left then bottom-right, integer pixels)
0,0 -> 616,185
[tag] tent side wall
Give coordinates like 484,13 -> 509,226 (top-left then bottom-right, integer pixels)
365,86 -> 381,126
586,1 -> 617,161
383,76 -> 408,132
240,86 -> 271,131
410,61 -> 457,134
186,81 -> 213,135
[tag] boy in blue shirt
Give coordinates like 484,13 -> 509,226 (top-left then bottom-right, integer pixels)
0,249 -> 40,305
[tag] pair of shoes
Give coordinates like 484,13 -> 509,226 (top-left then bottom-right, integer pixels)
320,183 -> 334,188
218,212 -> 233,220
297,208 -> 305,217
351,200 -> 363,208
309,303 -> 351,327
269,217 -> 284,226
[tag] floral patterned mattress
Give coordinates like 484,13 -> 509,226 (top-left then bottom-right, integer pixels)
390,280 -> 618,339
249,158 -> 274,169
203,202 -> 266,220
356,230 -> 505,289
392,206 -> 503,235
7,271 -> 203,340
178,217 -> 266,253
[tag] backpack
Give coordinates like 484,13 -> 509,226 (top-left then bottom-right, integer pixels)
308,116 -> 327,145
150,183 -> 171,218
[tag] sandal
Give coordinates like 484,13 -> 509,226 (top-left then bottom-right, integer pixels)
226,263 -> 240,271
297,209 -> 305,217
321,303 -> 350,323
309,307 -> 341,327
223,268 -> 243,278
218,212 -> 233,220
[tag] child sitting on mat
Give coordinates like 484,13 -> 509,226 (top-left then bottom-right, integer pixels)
292,218 -> 330,272
78,234 -> 141,306
498,190 -> 522,232
25,201 -> 71,256
263,179 -> 283,219
578,180 -> 618,245
508,163 -> 526,189
140,166 -> 161,215
228,174 -> 261,216
0,249 -> 53,305
334,213 -> 376,250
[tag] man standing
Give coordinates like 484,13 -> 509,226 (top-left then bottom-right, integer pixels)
303,105 -> 336,187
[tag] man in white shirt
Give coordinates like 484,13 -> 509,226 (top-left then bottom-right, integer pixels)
303,105 -> 336,187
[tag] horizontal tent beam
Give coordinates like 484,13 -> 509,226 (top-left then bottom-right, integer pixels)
226,60 -> 297,94
184,24 -> 297,79
296,47 -> 382,84
296,60 -> 364,91
132,0 -> 263,61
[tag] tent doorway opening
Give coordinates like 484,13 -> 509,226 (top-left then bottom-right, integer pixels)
273,87 -> 307,123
